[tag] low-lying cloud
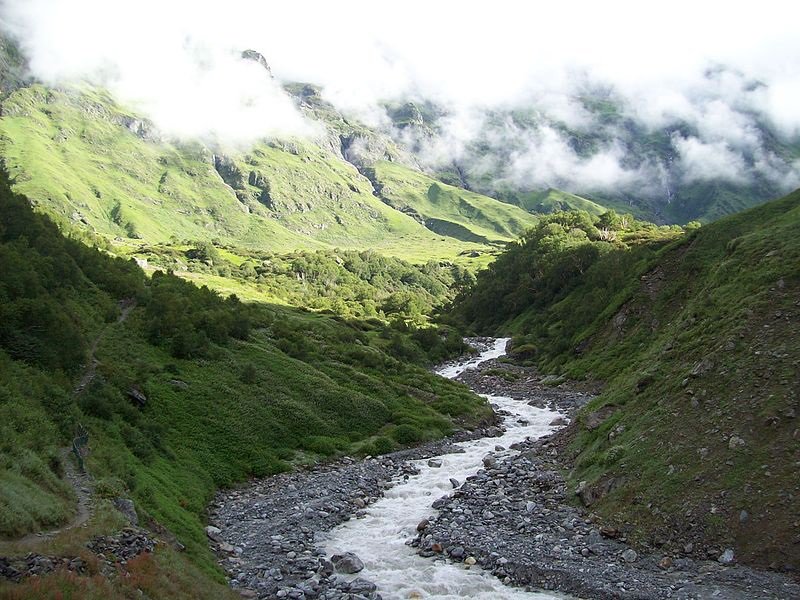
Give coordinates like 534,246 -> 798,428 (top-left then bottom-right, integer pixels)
2,0 -> 799,193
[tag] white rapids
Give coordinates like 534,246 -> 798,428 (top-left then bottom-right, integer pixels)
322,338 -> 569,599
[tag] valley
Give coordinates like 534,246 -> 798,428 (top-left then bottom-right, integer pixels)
0,11 -> 798,600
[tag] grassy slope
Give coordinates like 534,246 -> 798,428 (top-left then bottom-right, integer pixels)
370,161 -> 538,245
516,188 -> 607,216
447,192 -> 800,570
0,174 -> 492,597
0,84 -> 507,269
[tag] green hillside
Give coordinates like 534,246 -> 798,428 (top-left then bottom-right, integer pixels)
0,170 -> 492,597
445,191 -> 800,570
0,82 -> 520,271
515,188 -> 607,216
367,161 -> 538,244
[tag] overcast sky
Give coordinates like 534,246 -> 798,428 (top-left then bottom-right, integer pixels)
2,0 -> 799,193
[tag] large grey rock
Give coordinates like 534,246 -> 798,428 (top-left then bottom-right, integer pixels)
331,552 -> 364,574
584,405 -> 618,430
205,525 -> 223,542
622,548 -> 638,563
113,497 -> 138,526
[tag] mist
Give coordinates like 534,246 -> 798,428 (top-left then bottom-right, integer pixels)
2,0 -> 799,193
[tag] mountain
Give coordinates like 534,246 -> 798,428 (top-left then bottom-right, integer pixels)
365,161 -> 537,244
0,33 -> 540,283
381,83 -> 800,224
445,190 -> 800,570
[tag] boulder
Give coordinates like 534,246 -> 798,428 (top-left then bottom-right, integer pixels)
112,497 -> 138,526
331,552 -> 364,574
621,548 -> 638,563
126,387 -> 147,409
205,525 -> 223,542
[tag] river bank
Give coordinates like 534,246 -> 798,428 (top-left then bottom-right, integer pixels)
208,339 -> 799,599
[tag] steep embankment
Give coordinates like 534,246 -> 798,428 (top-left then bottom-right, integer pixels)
446,193 -> 800,572
0,171 -> 492,598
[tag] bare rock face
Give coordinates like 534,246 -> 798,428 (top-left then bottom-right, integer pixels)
241,49 -> 272,76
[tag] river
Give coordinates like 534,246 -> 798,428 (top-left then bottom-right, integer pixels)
321,338 -> 569,599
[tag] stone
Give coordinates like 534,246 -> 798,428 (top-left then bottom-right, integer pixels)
113,498 -> 138,526
729,436 -> 746,449
427,458 -> 443,468
449,478 -> 460,489
126,386 -> 147,408
739,510 -> 749,524
346,577 -> 377,594
205,525 -> 223,542
449,546 -> 465,559
659,556 -> 674,569
416,519 -> 429,532
464,556 -> 477,566
549,416 -> 568,426
482,455 -> 497,468
585,405 -> 618,430
331,552 -> 364,574
621,549 -> 638,563
719,548 -> 735,565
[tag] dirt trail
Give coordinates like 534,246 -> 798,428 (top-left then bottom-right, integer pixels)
74,298 -> 136,395
3,299 -> 137,548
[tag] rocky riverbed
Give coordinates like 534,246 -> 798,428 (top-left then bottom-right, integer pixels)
208,339 -> 800,599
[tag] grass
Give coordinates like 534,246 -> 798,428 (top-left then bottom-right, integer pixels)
516,188 -> 608,216
0,175 -> 493,597
369,161 -> 538,245
447,190 -> 800,569
0,83 -> 515,271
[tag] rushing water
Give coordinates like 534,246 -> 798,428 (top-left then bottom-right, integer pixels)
322,338 -> 567,599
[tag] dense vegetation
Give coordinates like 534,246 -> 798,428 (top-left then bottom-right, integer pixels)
0,171 -> 492,597
135,243 -> 476,322
446,209 -> 687,338
446,194 -> 800,570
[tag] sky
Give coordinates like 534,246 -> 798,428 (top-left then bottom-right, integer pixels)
2,0 -> 799,193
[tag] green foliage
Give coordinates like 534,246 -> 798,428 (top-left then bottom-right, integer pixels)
446,209 -> 682,334
0,170 -> 491,579
446,191 -> 800,569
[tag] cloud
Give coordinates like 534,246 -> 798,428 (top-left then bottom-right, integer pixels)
2,0 -> 799,191
671,135 -> 748,184
1,0 -> 315,144
501,125 -> 660,194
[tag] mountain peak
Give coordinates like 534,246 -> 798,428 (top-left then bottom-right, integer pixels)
241,49 -> 272,76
